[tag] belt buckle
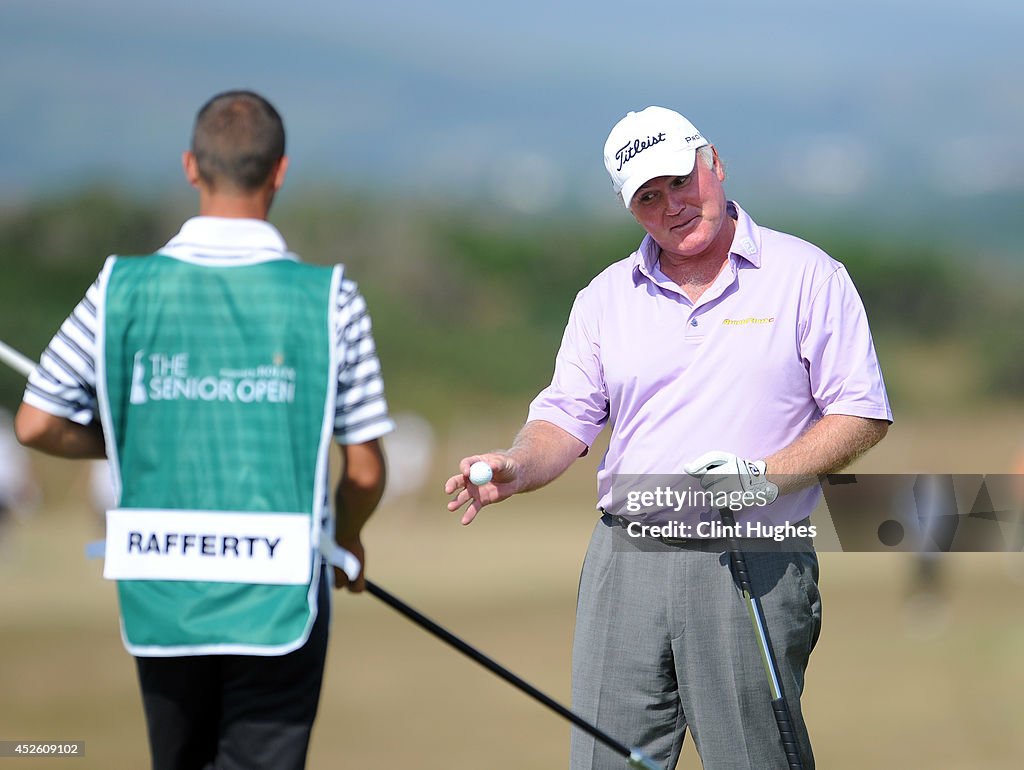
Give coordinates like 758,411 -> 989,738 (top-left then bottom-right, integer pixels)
659,534 -> 690,546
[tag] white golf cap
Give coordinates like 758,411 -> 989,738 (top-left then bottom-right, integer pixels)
603,106 -> 709,207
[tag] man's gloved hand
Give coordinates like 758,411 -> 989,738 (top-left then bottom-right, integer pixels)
683,451 -> 779,506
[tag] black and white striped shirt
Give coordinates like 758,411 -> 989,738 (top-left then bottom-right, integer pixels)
24,217 -> 394,446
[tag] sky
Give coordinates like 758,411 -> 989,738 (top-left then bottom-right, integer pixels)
2,0 -> 1022,243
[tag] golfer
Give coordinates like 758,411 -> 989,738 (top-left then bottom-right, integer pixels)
16,90 -> 393,770
446,106 -> 892,769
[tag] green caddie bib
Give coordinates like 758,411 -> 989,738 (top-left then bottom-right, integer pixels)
95,253 -> 339,656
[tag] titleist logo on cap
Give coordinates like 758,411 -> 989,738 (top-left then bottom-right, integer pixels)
613,130 -> 705,172
614,132 -> 667,171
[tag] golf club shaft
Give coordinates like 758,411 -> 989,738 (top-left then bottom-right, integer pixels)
0,340 -> 36,379
719,509 -> 804,769
364,579 -> 663,769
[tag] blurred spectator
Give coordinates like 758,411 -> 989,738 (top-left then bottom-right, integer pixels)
88,458 -> 116,532
1007,445 -> 1024,583
381,413 -> 436,504
0,407 -> 40,541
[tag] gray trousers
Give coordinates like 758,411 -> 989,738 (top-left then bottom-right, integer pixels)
570,516 -> 821,770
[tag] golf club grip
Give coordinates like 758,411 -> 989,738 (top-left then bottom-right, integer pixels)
718,510 -> 755,595
771,697 -> 804,769
364,580 -> 636,762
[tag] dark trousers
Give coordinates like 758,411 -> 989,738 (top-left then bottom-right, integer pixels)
134,579 -> 330,770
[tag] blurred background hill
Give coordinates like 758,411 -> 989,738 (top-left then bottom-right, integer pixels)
3,0 -> 1024,259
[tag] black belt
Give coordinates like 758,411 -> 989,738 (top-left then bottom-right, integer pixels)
601,511 -> 694,546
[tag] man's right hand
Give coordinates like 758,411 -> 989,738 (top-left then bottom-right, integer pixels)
445,421 -> 587,524
444,454 -> 521,525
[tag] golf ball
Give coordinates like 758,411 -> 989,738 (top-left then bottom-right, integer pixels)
469,461 -> 493,486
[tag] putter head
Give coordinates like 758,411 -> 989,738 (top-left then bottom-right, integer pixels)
628,748 -> 665,770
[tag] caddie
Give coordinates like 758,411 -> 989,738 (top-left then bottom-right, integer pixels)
445,106 -> 892,768
16,90 -> 393,770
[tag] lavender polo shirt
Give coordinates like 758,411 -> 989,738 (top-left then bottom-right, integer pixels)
528,201 -> 892,526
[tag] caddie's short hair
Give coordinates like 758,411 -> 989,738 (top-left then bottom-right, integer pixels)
191,90 -> 285,191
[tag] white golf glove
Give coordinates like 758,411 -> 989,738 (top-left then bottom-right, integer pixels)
683,451 -> 779,507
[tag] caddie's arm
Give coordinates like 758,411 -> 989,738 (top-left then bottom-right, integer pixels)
334,438 -> 386,593
445,419 -> 587,525
764,413 -> 889,495
14,403 -> 106,459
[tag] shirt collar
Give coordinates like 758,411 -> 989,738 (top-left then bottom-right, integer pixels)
159,217 -> 296,266
631,200 -> 763,284
727,201 -> 762,268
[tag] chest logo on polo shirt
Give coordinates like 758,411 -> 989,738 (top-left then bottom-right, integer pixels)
722,317 -> 775,327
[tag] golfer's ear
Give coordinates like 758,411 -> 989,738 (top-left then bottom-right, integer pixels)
182,151 -> 201,188
711,146 -> 725,182
271,156 -> 289,191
